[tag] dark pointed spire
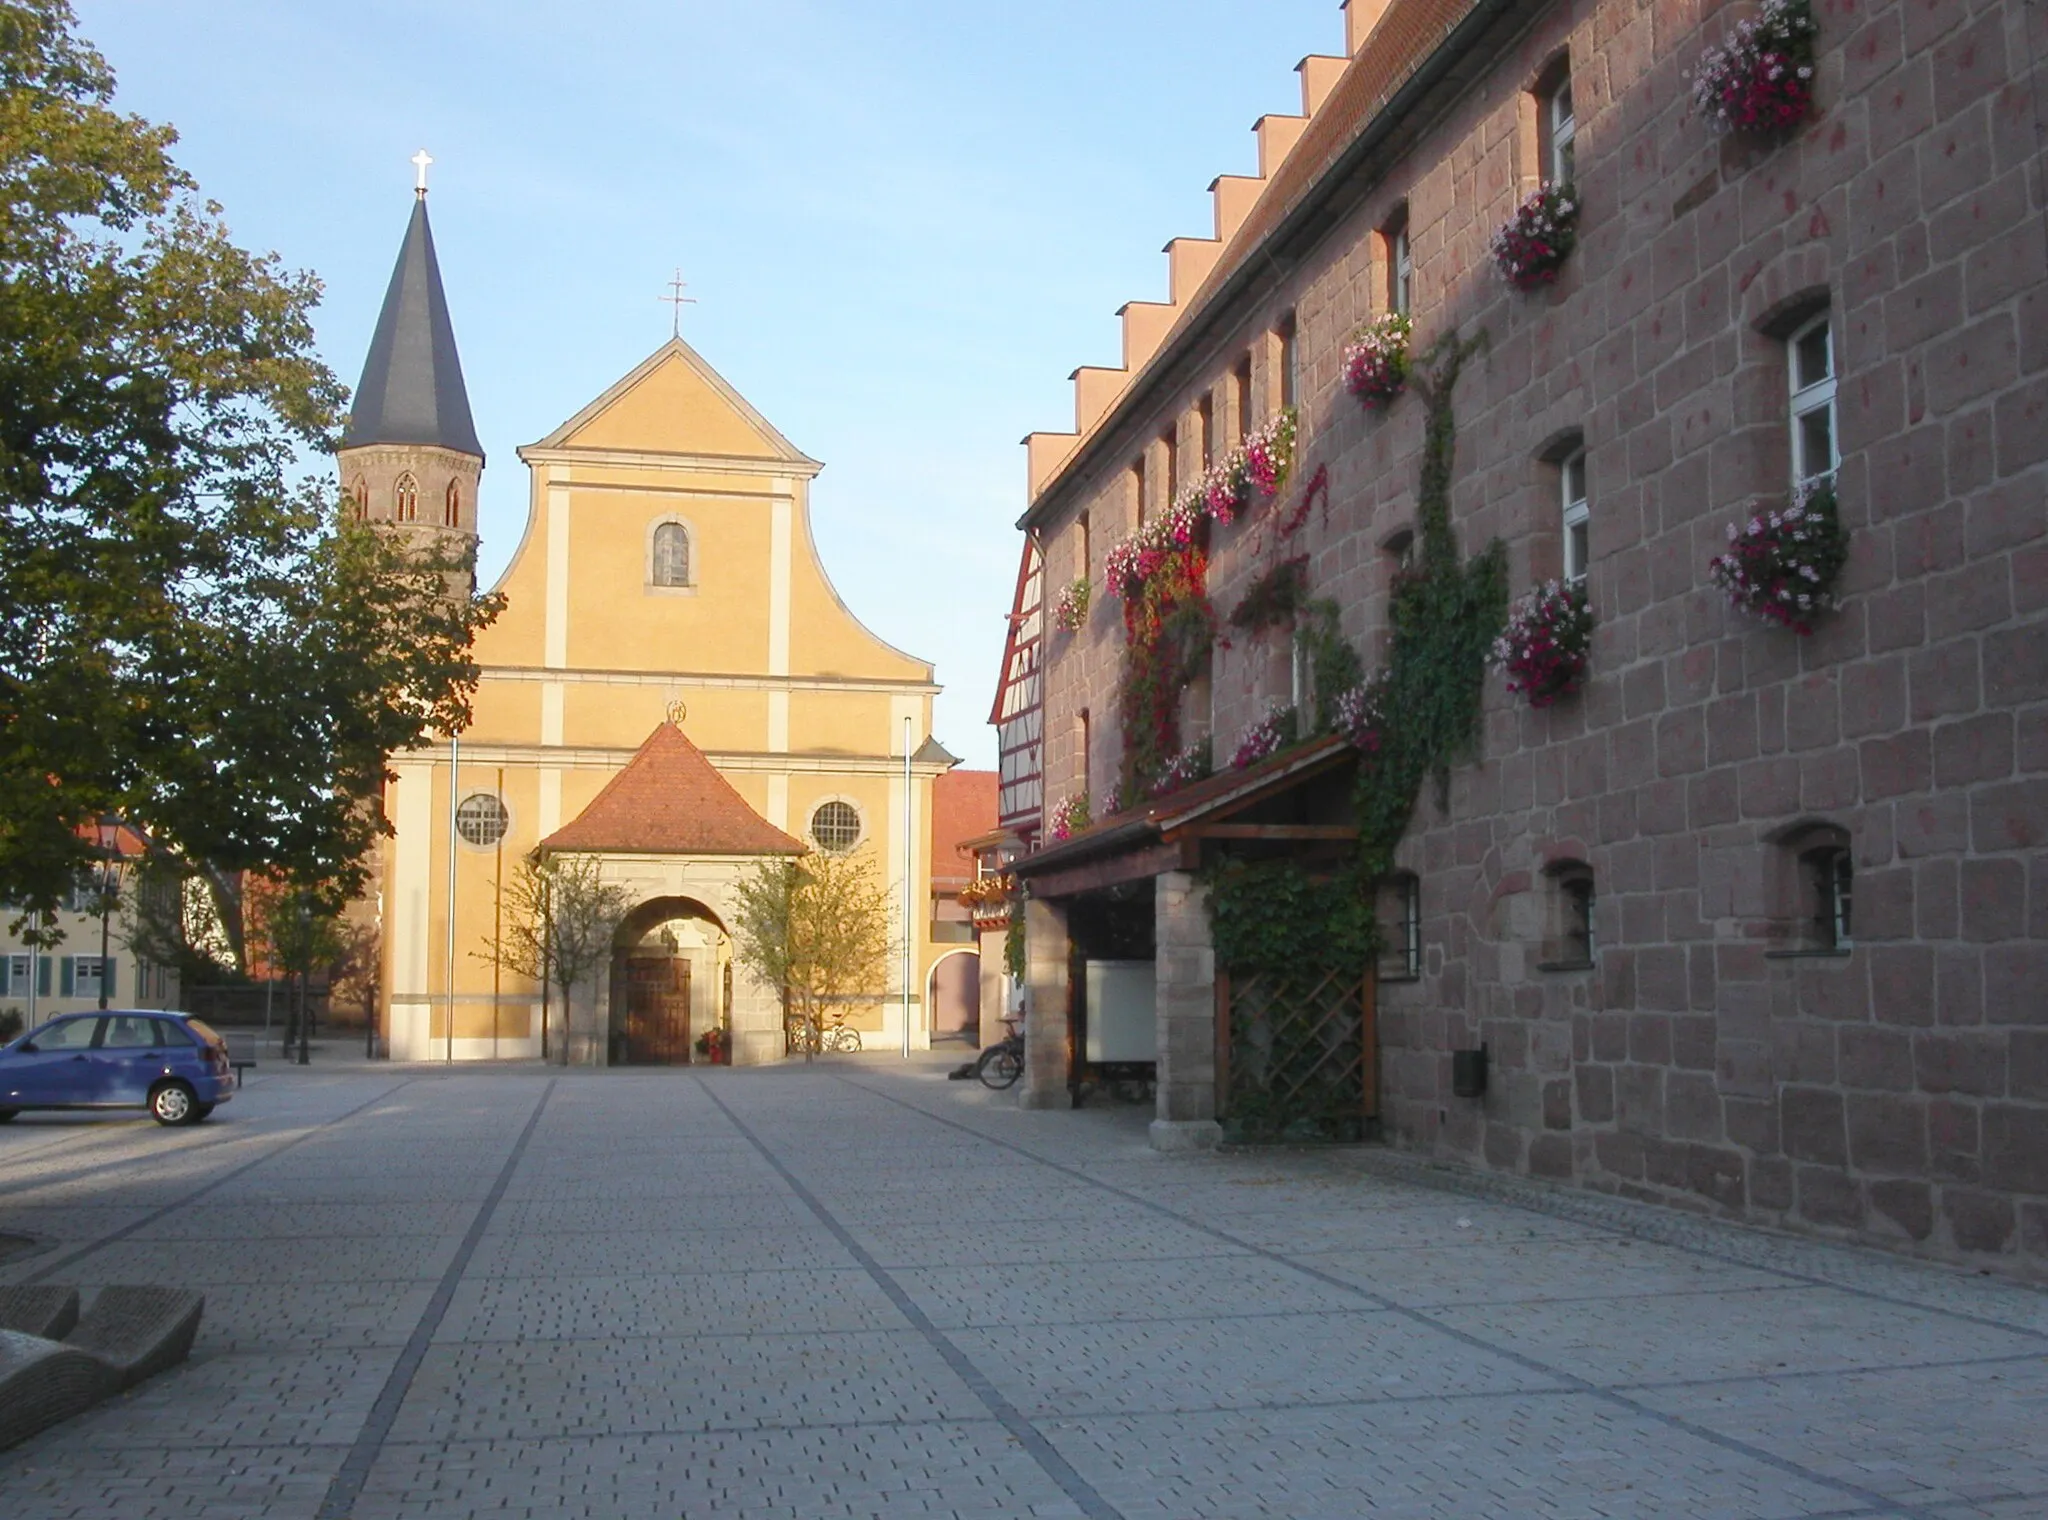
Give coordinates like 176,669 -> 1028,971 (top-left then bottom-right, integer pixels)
343,194 -> 483,460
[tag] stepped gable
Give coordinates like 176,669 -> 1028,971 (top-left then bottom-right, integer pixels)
1022,0 -> 1437,502
344,194 -> 484,459
538,721 -> 805,857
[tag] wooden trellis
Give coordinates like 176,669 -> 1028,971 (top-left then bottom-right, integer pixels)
1215,967 -> 1377,1142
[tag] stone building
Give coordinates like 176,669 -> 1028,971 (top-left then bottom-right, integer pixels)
1006,0 -> 2047,1277
345,183 -> 955,1065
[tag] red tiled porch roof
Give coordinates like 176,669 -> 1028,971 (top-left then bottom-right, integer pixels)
537,721 -> 806,857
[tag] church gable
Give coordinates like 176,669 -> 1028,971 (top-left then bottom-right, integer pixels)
534,340 -> 814,464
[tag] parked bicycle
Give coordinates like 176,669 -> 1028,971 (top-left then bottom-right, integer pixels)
785,1015 -> 863,1056
975,1016 -> 1024,1090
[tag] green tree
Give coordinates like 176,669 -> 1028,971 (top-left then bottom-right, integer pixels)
495,854 -> 631,1061
0,1 -> 500,922
730,848 -> 894,1055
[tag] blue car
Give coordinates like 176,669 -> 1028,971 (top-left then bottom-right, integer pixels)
0,1010 -> 235,1125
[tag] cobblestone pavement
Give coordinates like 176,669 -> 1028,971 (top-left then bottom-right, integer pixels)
2,1059 -> 2044,1519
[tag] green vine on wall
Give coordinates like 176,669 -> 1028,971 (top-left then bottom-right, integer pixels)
1118,544 -> 1215,809
1205,328 -> 1507,976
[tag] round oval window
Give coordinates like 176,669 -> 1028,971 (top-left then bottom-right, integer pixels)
456,792 -> 510,847
809,800 -> 860,852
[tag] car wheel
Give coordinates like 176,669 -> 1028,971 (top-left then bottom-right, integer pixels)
149,1081 -> 196,1126
0,1109 -> 17,1123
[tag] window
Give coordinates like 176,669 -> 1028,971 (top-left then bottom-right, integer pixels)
650,522 -> 691,587
1540,862 -> 1596,971
100,1014 -> 157,1049
394,473 -> 419,523
809,800 -> 862,853
1076,511 -> 1091,582
444,479 -> 461,527
1,953 -> 28,996
1234,354 -> 1254,440
64,955 -> 112,1000
1544,69 -> 1576,184
1197,393 -> 1215,468
1277,314 -> 1299,410
1378,874 -> 1421,981
1382,527 -> 1417,573
348,479 -> 368,520
35,1016 -> 98,1051
1161,426 -> 1179,499
456,792 -> 510,848
1788,312 -> 1837,489
1077,709 -> 1091,801
1131,455 -> 1147,526
1805,845 -> 1853,950
1561,446 -> 1590,582
1385,211 -> 1412,316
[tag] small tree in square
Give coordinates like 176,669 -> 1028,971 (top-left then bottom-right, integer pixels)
730,848 -> 894,1057
497,854 -> 631,1061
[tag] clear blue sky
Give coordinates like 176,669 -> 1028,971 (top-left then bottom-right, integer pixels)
78,0 -> 1345,768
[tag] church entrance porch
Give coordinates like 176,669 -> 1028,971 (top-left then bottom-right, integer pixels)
608,897 -> 731,1066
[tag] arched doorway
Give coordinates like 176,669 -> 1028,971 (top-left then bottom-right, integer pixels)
927,948 -> 981,1044
608,897 -> 732,1065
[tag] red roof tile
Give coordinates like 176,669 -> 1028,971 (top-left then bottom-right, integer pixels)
538,722 -> 806,857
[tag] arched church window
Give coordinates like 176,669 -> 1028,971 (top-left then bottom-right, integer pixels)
348,478 -> 368,520
444,479 -> 461,527
394,473 -> 419,523
809,800 -> 861,853
455,792 -> 509,848
651,521 -> 691,587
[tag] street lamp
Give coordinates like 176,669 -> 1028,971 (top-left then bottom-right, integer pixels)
93,815 -> 127,1011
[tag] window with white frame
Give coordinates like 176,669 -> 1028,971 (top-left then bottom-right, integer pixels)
1387,213 -> 1412,316
1277,314 -> 1299,410
456,792 -> 510,848
1545,71 -> 1576,184
65,955 -> 111,1000
1378,873 -> 1421,981
1804,843 -> 1853,950
1561,445 -> 1590,583
1788,312 -> 1837,489
809,800 -> 862,853
650,521 -> 691,587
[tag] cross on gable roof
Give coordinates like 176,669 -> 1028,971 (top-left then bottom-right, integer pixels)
537,721 -> 806,857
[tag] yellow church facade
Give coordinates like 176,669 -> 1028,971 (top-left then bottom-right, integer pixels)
347,194 -> 949,1065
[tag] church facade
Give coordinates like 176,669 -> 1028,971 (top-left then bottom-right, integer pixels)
342,190 -> 951,1065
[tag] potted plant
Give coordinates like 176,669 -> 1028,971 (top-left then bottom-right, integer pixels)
1708,479 -> 1848,635
1342,313 -> 1414,411
1491,580 -> 1596,706
1047,791 -> 1090,842
1230,703 -> 1299,770
1490,182 -> 1578,291
693,1025 -> 729,1065
1052,577 -> 1090,632
1689,0 -> 1819,140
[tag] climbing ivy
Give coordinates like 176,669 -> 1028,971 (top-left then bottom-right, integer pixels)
1117,544 -> 1215,808
1203,328 -> 1506,976
1354,329 -> 1507,878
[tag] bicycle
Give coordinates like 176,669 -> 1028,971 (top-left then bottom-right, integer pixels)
975,1017 -> 1024,1090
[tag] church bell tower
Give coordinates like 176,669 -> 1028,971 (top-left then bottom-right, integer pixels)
340,160 -> 483,595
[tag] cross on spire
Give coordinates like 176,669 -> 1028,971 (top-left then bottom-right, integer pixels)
660,267 -> 697,338
412,149 -> 433,194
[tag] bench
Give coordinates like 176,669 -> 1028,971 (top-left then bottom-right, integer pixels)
221,1033 -> 258,1087
0,1286 -> 205,1451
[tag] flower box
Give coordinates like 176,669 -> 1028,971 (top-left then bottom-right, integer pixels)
1105,410 -> 1298,601
1052,577 -> 1090,632
1491,580 -> 1595,707
1230,704 -> 1298,771
1490,182 -> 1578,292
1332,677 -> 1389,753
1708,480 -> 1848,635
1047,792 -> 1090,842
1689,0 -> 1818,140
1150,738 -> 1213,798
1342,313 -> 1413,411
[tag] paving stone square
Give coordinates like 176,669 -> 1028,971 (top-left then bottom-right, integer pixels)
2,1057 -> 2044,1518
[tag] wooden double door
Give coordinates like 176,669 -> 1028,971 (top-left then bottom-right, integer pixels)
622,956 -> 692,1065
